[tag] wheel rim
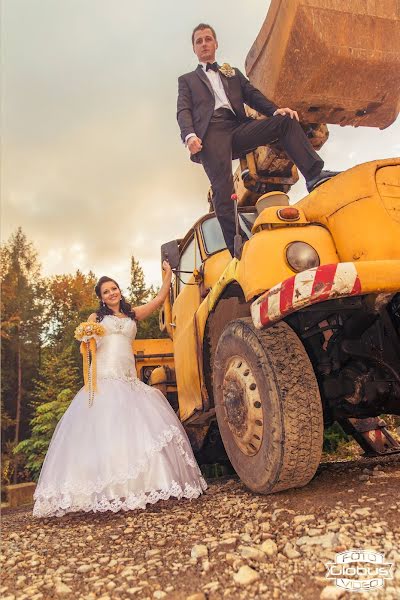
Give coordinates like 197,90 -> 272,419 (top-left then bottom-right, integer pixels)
221,355 -> 264,456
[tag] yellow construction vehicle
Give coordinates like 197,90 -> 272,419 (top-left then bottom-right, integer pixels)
133,1 -> 400,494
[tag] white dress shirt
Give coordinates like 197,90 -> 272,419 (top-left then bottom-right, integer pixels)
185,62 -> 236,145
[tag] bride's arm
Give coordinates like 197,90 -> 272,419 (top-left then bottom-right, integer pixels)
88,313 -> 97,323
133,261 -> 172,321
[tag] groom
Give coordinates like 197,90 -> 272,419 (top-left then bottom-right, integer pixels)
177,23 -> 338,256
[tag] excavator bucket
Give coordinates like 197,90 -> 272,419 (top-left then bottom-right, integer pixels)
246,0 -> 400,129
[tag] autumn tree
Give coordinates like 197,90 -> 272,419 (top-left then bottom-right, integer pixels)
44,270 -> 98,345
1,228 -> 46,482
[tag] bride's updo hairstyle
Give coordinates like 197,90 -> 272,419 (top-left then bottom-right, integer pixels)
94,276 -> 136,322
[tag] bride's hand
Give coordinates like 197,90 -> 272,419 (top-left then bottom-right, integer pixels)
162,260 -> 172,277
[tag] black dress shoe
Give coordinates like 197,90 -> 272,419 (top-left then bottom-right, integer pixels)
306,170 -> 341,193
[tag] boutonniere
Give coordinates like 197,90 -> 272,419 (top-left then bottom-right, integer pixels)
219,63 -> 235,78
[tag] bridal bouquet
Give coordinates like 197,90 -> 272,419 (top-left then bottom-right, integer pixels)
75,322 -> 105,407
74,321 -> 105,343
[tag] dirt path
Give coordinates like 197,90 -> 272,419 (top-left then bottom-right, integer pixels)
1,455 -> 399,600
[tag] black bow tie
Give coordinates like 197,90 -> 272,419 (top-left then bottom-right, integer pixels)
205,62 -> 218,72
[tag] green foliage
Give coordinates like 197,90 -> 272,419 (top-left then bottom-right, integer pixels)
323,422 -> 350,453
30,344 -> 80,409
13,343 -> 80,480
136,310 -> 165,339
128,258 -> 167,339
2,234 -> 168,484
128,256 -> 149,307
1,441 -> 19,489
14,389 -> 74,481
1,228 -> 46,483
1,399 -> 16,487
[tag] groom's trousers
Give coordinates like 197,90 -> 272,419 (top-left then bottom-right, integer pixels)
199,109 -> 324,256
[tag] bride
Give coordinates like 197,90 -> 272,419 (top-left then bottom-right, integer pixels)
33,261 -> 207,517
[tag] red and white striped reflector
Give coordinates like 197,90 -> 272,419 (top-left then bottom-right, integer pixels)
251,263 -> 362,329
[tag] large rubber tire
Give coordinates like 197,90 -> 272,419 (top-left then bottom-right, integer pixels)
213,318 -> 323,494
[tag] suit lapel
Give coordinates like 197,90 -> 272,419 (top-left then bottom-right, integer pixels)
195,65 -> 213,96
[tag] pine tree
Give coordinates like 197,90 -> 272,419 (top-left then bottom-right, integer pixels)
14,389 -> 75,481
1,399 -> 16,488
128,256 -> 149,307
1,228 -> 46,482
127,257 -> 167,339
30,344 -> 81,409
14,344 -> 81,480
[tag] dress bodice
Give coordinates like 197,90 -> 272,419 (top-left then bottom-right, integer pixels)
96,315 -> 137,381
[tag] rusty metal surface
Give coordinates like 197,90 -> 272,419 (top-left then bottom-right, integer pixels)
233,112 -> 329,203
246,0 -> 400,128
341,417 -> 400,456
221,356 -> 264,456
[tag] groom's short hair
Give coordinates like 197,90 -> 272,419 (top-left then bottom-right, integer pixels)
192,23 -> 217,45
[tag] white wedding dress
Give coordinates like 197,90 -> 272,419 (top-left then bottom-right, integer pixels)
33,315 -> 207,517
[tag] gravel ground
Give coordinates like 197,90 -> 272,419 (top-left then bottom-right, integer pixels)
1,455 -> 399,600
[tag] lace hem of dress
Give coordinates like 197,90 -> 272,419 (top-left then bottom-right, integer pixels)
33,478 -> 208,518
33,425 -> 199,498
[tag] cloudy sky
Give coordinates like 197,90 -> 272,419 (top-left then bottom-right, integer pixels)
2,0 -> 399,291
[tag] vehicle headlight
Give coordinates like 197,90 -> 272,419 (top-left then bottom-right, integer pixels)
286,242 -> 320,272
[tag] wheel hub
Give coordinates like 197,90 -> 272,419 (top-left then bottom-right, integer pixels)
222,356 -> 264,456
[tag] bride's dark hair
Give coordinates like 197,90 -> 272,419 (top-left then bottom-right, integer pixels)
94,276 -> 136,322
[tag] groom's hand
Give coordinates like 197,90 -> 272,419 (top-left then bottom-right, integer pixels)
188,136 -> 203,155
273,107 -> 299,121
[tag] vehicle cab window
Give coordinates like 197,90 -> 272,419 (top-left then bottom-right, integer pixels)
177,235 -> 200,292
201,212 -> 257,255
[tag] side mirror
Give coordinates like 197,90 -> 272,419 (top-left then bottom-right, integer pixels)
161,240 -> 180,270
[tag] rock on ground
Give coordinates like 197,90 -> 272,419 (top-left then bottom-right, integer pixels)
1,455 -> 399,599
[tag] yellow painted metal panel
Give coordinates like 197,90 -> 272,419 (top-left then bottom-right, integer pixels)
376,165 -> 400,225
237,225 -> 339,300
252,206 -> 308,231
171,278 -> 203,421
133,338 -> 173,356
298,159 -> 400,262
356,260 -> 400,293
133,338 -> 174,380
203,250 -> 231,290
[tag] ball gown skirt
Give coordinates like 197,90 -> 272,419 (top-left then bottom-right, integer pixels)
32,316 -> 207,517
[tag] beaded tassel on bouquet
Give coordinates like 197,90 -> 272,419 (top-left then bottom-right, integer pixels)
75,321 -> 105,407
80,338 -> 98,407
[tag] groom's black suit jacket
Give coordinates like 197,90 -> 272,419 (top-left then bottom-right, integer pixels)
177,64 -> 278,163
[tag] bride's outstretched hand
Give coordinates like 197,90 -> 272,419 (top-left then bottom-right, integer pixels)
133,261 -> 173,321
162,260 -> 172,279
